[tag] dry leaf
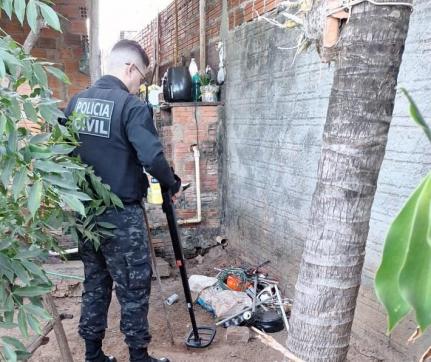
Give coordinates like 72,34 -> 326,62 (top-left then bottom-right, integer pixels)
407,327 -> 422,344
420,346 -> 431,362
284,20 -> 297,28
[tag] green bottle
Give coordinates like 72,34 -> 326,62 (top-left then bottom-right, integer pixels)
192,73 -> 201,102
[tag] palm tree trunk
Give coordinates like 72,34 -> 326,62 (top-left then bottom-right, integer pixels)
286,2 -> 411,361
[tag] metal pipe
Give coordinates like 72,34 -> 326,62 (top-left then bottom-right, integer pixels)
274,284 -> 290,332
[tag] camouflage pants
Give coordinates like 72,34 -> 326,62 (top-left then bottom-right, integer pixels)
78,204 -> 153,349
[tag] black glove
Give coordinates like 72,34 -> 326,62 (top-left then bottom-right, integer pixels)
161,172 -> 181,195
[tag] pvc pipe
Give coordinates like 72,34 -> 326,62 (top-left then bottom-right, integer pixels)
49,248 -> 78,256
178,145 -> 202,225
45,270 -> 84,282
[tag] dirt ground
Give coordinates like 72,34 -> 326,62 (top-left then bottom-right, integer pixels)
28,247 -> 287,362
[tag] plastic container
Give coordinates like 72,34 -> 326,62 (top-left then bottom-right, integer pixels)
147,175 -> 163,205
192,73 -> 201,102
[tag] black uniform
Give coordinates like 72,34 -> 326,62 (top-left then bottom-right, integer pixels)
64,75 -> 178,353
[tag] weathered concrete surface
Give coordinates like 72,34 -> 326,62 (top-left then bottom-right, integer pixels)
223,1 -> 431,360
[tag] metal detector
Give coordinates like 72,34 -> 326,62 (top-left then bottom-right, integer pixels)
162,190 -> 216,348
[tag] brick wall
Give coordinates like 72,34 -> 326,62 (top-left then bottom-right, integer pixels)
0,0 -> 90,104
222,1 -> 431,359
134,0 -> 282,82
146,104 -> 223,257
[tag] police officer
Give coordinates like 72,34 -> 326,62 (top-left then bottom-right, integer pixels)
64,40 -> 178,362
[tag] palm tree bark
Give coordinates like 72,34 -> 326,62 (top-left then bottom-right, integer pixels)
287,2 -> 411,361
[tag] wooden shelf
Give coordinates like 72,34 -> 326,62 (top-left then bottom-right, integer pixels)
160,101 -> 224,110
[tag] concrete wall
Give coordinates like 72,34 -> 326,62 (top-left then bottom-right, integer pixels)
223,1 -> 431,360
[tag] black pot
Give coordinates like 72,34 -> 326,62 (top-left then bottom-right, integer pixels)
252,310 -> 285,333
162,66 -> 192,102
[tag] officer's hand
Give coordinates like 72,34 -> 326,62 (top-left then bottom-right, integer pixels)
172,189 -> 182,203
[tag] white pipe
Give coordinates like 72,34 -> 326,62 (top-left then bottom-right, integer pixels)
49,248 -> 78,256
178,145 -> 202,225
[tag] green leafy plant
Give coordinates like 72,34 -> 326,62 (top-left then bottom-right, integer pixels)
199,71 -> 211,86
375,89 -> 431,349
0,2 -> 123,361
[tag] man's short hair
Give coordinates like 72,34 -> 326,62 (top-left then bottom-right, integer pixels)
111,39 -> 150,67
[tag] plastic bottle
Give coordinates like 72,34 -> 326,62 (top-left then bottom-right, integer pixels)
189,58 -> 198,77
146,175 -> 163,205
192,73 -> 201,102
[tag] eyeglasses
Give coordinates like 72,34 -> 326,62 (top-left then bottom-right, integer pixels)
125,62 -> 146,81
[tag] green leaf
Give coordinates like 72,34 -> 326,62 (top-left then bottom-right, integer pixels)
1,336 -> 27,352
29,143 -> 53,159
16,350 -> 32,360
61,194 -> 86,216
13,285 -> 52,297
7,125 -> 17,153
0,283 -> 6,305
0,49 -> 22,67
30,132 -> 51,144
0,58 -> 5,78
26,0 -> 38,33
44,174 -> 77,190
12,167 -> 28,200
20,259 -> 48,283
38,2 -> 61,32
0,257 -> 14,284
28,180 -> 43,217
32,63 -> 48,87
97,222 -> 117,229
34,159 -> 67,173
375,175 -> 429,332
2,341 -> 17,362
8,97 -> 21,119
26,313 -> 42,335
18,308 -> 29,338
62,189 -> 92,201
0,239 -> 12,251
11,260 -> 30,285
0,322 -> 18,329
45,65 -> 70,84
13,0 -> 26,24
110,193 -> 124,208
401,88 -> 431,143
51,143 -> 75,155
23,100 -> 39,122
0,113 -> 6,135
0,157 -> 15,187
23,303 -> 51,320
4,294 -> 14,312
4,312 -> 14,327
399,174 -> 431,332
3,0 -> 13,18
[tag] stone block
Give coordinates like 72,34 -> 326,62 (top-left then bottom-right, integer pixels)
225,326 -> 250,344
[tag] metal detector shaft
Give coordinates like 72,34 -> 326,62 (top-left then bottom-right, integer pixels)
162,191 -> 200,341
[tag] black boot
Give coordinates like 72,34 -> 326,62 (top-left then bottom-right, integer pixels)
129,347 -> 169,362
85,339 -> 117,362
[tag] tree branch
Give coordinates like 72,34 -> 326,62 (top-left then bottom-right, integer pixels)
23,18 -> 45,55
